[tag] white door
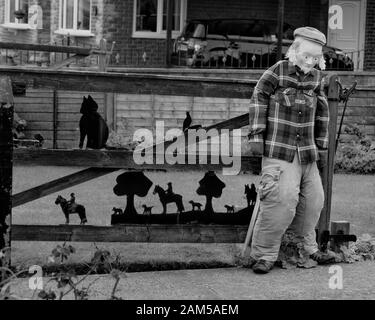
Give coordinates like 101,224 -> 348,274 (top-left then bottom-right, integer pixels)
327,0 -> 366,70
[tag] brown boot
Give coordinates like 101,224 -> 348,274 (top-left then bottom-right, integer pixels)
252,259 -> 274,274
310,251 -> 336,265
242,256 -> 257,269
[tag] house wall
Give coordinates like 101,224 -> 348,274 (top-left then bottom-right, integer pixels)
187,0 -> 328,32
102,0 -> 167,67
0,0 -> 38,44
365,0 -> 375,70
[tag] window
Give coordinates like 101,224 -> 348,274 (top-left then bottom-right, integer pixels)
133,0 -> 187,38
4,0 -> 29,25
58,0 -> 92,35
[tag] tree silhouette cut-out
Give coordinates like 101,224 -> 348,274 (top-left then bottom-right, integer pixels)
196,171 -> 225,214
113,171 -> 153,216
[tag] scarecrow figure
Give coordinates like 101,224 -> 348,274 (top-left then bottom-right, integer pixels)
246,27 -> 335,274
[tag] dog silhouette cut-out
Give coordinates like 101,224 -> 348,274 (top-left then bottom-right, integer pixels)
189,200 -> 202,212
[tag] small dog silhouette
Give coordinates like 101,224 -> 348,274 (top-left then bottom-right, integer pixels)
224,205 -> 235,213
142,205 -> 153,215
112,207 -> 123,215
189,200 -> 202,211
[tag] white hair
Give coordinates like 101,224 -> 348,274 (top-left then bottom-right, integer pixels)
285,37 -> 326,71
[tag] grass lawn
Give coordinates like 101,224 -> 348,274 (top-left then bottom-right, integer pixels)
10,166 -> 375,270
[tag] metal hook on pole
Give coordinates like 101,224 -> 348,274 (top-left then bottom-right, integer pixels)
335,79 -> 357,153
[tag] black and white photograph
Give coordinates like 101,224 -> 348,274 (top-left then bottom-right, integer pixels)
0,0 -> 374,306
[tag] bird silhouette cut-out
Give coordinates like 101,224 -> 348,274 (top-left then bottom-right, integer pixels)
183,111 -> 192,132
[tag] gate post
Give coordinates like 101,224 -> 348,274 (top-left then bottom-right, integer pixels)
0,76 -> 14,281
318,74 -> 340,247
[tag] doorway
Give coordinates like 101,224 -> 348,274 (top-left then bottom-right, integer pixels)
327,0 -> 366,70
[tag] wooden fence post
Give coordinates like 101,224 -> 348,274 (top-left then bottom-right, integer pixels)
98,39 -> 107,72
318,75 -> 340,246
53,89 -> 58,149
0,76 -> 14,280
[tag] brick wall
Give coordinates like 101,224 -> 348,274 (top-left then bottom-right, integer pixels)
365,0 -> 375,70
102,0 -> 328,67
103,0 -> 166,67
0,0 -> 38,43
50,0 -> 104,47
187,0 -> 328,35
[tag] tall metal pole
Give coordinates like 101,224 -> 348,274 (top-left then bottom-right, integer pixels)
276,0 -> 285,62
0,77 -> 14,280
165,0 -> 173,67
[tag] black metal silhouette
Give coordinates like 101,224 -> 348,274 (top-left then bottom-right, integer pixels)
196,171 -> 226,214
153,185 -> 184,214
183,111 -> 192,132
224,205 -> 235,213
142,204 -> 153,215
113,171 -> 153,216
79,95 -> 109,149
189,200 -> 202,212
55,194 -> 87,224
112,207 -> 123,215
245,183 -> 257,207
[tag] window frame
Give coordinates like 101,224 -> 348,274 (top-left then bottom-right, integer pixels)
57,0 -> 94,36
4,0 -> 31,28
132,0 -> 187,39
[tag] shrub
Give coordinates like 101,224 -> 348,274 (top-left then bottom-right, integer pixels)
335,124 -> 375,174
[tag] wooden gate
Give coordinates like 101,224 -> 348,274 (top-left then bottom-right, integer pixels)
0,67 -> 340,271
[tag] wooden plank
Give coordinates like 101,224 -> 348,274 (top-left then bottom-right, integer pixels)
318,75 -> 339,245
13,148 -> 261,172
56,122 -> 80,130
53,90 -> 58,149
0,42 -> 92,55
0,76 -> 14,278
15,113 -> 52,121
12,167 -> 118,208
330,221 -> 350,252
0,67 -> 256,99
105,93 -> 115,130
22,122 -> 53,130
15,106 -> 53,113
56,131 -> 80,140
14,97 -> 54,104
11,224 -> 248,243
24,130 -> 53,140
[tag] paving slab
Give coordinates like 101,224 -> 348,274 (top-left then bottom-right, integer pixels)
7,260 -> 375,300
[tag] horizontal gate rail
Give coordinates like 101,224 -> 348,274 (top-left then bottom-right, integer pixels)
12,224 -> 248,243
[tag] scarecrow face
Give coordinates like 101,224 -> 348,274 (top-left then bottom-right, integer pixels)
295,39 -> 323,74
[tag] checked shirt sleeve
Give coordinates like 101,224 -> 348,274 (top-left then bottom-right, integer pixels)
314,77 -> 330,150
248,62 -> 280,143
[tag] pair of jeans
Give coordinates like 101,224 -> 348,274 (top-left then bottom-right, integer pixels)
250,153 -> 324,262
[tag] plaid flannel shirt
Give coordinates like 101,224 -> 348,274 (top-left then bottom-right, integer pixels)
248,60 -> 329,164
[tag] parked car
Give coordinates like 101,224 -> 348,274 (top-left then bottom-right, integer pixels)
171,19 -> 354,71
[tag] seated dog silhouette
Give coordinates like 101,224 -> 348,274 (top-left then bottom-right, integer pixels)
79,95 -> 109,149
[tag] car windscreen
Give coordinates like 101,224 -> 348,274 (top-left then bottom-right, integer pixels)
183,22 -> 206,38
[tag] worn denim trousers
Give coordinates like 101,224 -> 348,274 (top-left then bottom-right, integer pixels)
250,153 -> 324,262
